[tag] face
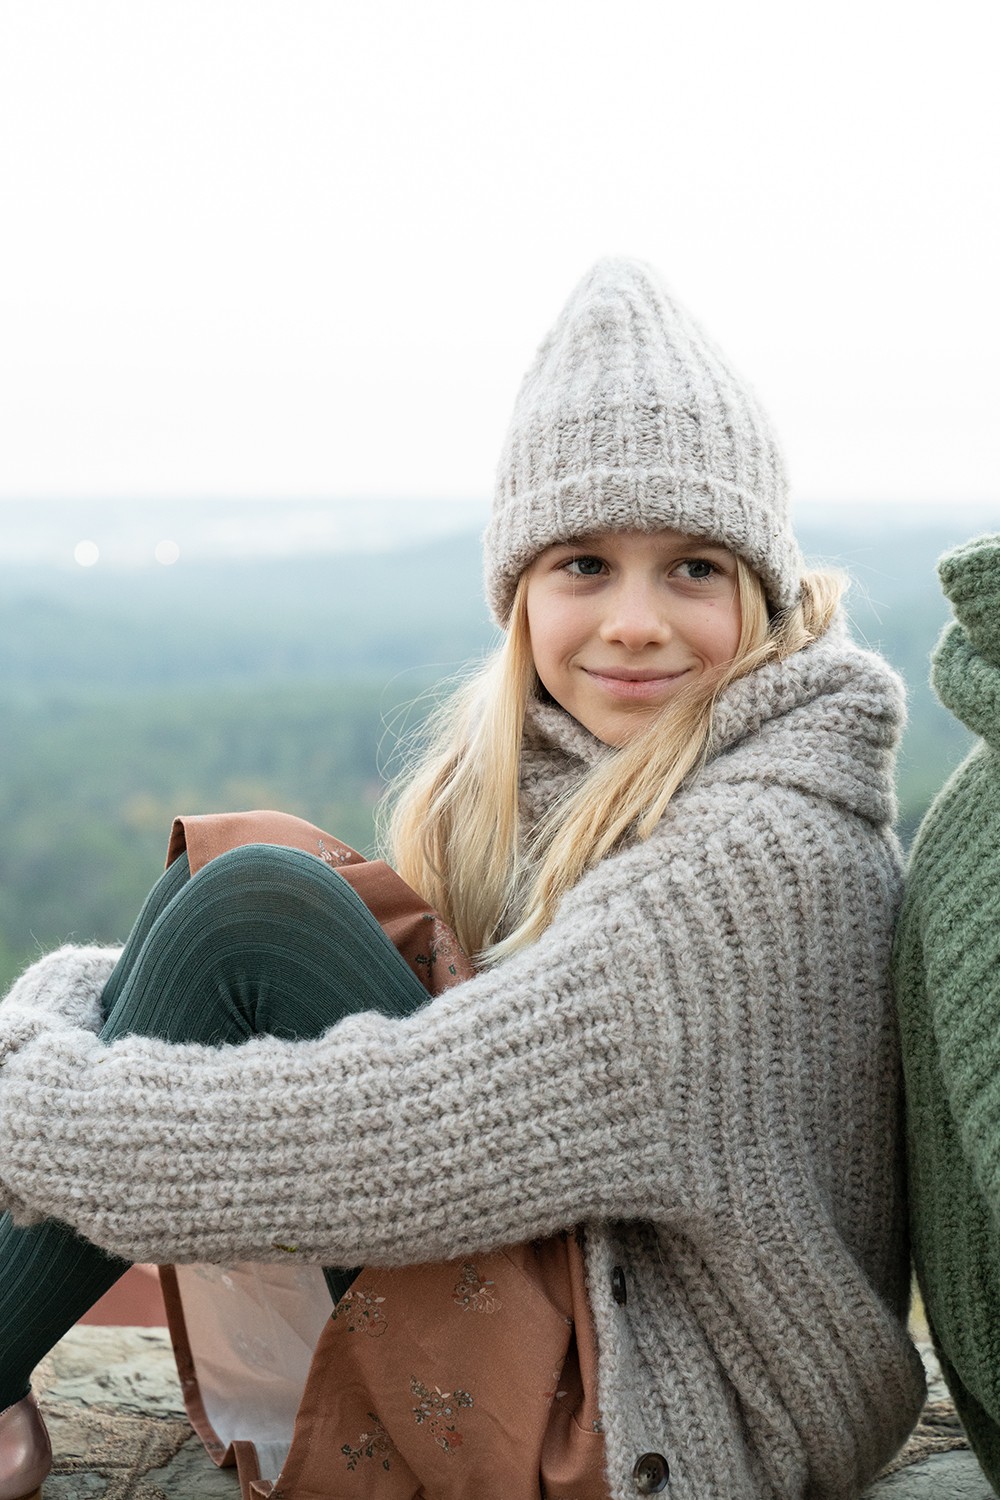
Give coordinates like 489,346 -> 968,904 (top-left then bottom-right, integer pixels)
524,529 -> 743,747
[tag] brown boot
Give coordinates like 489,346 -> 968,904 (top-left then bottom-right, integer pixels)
0,1395 -> 51,1500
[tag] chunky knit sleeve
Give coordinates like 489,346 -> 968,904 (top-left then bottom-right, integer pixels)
0,870 -> 676,1267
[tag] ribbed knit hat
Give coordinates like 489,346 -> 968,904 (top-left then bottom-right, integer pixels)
484,257 -> 804,623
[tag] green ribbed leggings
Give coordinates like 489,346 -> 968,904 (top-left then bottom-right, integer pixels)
0,843 -> 432,1410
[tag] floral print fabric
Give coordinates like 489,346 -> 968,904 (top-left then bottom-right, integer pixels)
264,1234 -> 608,1499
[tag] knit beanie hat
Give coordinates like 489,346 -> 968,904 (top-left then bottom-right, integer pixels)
484,257 -> 804,624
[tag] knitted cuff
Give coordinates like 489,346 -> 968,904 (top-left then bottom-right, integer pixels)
0,1188 -> 45,1228
0,944 -> 121,1069
0,945 -> 121,1220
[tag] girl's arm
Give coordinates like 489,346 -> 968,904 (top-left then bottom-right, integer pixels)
0,878 -> 674,1265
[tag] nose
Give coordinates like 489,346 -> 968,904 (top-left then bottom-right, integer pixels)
599,581 -> 671,652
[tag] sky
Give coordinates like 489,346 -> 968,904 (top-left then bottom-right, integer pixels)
1,0 -> 997,531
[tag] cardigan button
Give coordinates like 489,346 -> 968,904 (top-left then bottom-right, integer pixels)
633,1451 -> 669,1493
611,1265 -> 628,1305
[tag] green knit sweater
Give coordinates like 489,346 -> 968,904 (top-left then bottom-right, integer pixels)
895,532 -> 1000,1488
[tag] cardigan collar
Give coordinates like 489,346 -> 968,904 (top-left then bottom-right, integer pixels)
933,625 -> 1000,747
932,534 -> 1000,747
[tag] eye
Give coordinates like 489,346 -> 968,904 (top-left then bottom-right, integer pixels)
563,554 -> 606,577
676,558 -> 717,581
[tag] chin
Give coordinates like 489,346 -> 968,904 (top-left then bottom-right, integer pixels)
594,716 -> 654,748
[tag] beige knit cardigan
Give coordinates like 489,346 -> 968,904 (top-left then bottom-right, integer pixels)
0,628 -> 925,1498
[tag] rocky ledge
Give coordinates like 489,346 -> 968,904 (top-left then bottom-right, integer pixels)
31,1324 -> 989,1498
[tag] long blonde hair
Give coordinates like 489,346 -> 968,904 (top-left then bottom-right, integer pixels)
387,557 -> 844,964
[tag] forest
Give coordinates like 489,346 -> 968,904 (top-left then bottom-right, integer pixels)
0,518 -> 980,988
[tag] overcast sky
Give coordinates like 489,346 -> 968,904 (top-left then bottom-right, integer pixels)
1,0 -> 996,524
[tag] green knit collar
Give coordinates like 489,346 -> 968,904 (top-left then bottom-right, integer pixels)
934,625 -> 1000,744
933,534 -> 1000,746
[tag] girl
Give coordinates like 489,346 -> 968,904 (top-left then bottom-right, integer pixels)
0,258 -> 924,1499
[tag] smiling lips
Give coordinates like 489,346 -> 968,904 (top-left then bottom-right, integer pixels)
584,666 -> 690,700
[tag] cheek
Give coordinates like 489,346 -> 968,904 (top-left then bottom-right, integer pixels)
699,600 -> 743,663
525,594 -> 557,686
721,606 -> 744,660
526,593 -> 576,671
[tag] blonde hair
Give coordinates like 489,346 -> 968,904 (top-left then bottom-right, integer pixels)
387,558 -> 844,965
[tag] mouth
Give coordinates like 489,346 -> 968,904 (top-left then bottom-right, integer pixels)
584,667 -> 690,700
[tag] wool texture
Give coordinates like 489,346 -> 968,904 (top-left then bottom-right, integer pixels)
0,631 -> 924,1499
0,945 -> 119,1071
893,533 -> 1000,1488
483,256 -> 804,623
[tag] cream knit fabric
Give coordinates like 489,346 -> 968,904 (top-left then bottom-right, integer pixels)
484,257 -> 804,623
0,945 -> 117,1071
0,634 -> 923,1499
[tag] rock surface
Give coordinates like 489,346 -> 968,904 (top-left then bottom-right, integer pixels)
34,1326 -> 239,1499
867,1453 -> 994,1498
30,1324 -> 987,1498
